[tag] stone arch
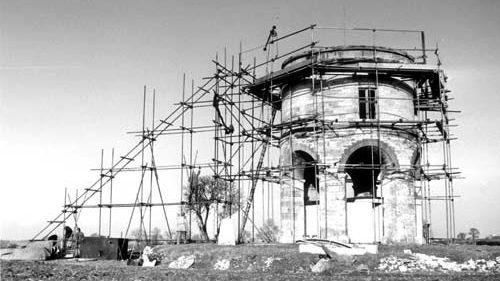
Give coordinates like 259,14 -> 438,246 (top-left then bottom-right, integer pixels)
290,142 -> 321,164
292,150 -> 319,206
338,139 -> 399,172
338,140 -> 399,196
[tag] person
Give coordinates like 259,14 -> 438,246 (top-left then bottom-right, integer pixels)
176,212 -> 188,244
73,227 -> 85,257
68,227 -> 84,257
63,226 -> 73,250
47,234 -> 60,259
63,226 -> 73,239
423,222 -> 431,244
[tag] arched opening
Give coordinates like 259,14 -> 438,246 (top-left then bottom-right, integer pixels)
292,150 -> 319,205
345,146 -> 388,198
343,145 -> 394,243
292,150 -> 319,238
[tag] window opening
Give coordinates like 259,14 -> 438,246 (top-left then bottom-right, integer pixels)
359,88 -> 376,119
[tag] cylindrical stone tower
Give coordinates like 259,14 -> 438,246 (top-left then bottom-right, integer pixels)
277,46 -> 422,244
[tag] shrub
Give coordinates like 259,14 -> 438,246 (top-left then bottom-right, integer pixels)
256,220 -> 279,243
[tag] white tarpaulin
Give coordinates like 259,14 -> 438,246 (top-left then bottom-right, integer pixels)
217,215 -> 239,245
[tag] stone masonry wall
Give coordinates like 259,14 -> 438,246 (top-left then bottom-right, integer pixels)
278,76 -> 422,244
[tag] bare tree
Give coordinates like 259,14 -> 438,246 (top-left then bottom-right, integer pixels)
469,228 -> 480,243
130,228 -> 143,240
256,219 -> 280,243
185,171 -> 239,241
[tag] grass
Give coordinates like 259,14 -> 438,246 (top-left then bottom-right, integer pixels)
0,240 -> 22,249
2,243 -> 500,280
377,244 -> 500,262
150,243 -> 500,273
152,243 -> 318,271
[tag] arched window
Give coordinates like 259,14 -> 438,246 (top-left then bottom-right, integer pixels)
292,150 -> 319,205
344,146 -> 387,197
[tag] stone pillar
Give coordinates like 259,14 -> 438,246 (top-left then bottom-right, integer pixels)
319,172 -> 348,242
279,179 -> 305,242
381,173 -> 418,243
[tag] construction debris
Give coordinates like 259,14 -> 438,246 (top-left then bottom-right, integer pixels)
168,255 -> 195,269
378,253 -> 500,273
298,239 -> 377,256
141,246 -> 157,267
264,257 -> 281,269
75,258 -> 97,262
310,258 -> 332,273
213,259 -> 231,270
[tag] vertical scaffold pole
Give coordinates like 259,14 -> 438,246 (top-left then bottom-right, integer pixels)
320,72 -> 327,240
109,148 -> 114,237
181,74 -> 186,212
251,56 -> 256,242
289,74 -> 296,242
237,42 -> 243,239
140,85 -> 147,241
421,31 -> 427,64
189,79 -> 194,240
99,148 -> 104,237
149,88 -> 156,242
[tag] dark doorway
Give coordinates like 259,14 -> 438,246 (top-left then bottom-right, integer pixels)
345,146 -> 386,197
293,150 -> 319,205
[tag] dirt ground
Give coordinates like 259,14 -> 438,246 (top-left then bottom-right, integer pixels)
2,244 -> 500,280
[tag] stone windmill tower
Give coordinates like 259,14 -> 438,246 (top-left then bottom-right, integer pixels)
259,45 -> 442,244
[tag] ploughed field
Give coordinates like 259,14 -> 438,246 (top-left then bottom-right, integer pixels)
2,243 -> 500,280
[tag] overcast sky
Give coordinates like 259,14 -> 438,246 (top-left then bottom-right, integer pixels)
1,0 -> 500,240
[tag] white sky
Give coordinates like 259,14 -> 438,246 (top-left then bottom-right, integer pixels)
1,0 -> 500,240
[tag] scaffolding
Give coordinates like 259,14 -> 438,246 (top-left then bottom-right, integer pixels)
31,24 -> 459,244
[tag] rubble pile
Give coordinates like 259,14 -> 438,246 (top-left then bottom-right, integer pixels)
168,255 -> 196,269
378,252 -> 500,273
213,259 -> 231,270
264,257 -> 281,269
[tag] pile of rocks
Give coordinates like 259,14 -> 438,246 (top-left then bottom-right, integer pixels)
378,252 -> 500,273
167,255 -> 196,269
213,259 -> 231,270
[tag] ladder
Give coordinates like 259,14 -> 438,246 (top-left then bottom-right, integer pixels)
239,108 -> 277,241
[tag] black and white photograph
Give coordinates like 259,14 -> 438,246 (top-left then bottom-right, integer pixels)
1,0 -> 500,280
